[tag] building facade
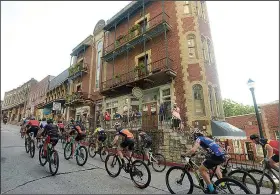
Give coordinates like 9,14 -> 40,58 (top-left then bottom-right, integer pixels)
2,78 -> 38,123
26,75 -> 55,119
99,1 -> 224,133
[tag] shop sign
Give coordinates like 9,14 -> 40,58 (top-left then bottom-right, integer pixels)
132,87 -> 143,99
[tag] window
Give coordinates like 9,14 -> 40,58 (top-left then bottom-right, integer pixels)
201,36 -> 209,62
76,85 -> 81,92
214,88 -> 220,116
96,41 -> 103,89
187,34 -> 197,59
138,18 -> 148,34
184,1 -> 191,14
233,140 -> 243,154
207,39 -> 215,65
255,144 -> 264,157
208,86 -> 215,116
193,84 -> 205,115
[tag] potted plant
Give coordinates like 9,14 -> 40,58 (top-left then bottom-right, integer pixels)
134,62 -> 146,77
128,24 -> 141,40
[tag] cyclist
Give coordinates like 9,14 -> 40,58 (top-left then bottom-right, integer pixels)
57,120 -> 65,134
26,116 -> 40,138
40,118 -> 47,129
40,119 -> 59,158
137,128 -> 152,165
92,124 -> 107,153
69,120 -> 86,142
182,128 -> 225,194
250,134 -> 279,170
112,122 -> 135,167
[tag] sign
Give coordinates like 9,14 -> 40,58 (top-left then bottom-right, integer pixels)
43,108 -> 51,115
132,87 -> 143,99
52,102 -> 61,111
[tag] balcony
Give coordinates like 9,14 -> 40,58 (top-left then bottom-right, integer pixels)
100,57 -> 176,96
68,62 -> 89,80
102,12 -> 172,62
65,91 -> 94,106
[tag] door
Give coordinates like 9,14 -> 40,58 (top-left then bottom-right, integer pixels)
245,142 -> 254,161
142,102 -> 158,129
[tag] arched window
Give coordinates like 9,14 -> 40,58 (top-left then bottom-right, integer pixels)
201,36 -> 209,62
214,87 -> 220,116
184,1 -> 191,14
96,41 -> 103,89
193,84 -> 205,115
208,85 -> 215,116
207,39 -> 215,65
187,34 -> 197,59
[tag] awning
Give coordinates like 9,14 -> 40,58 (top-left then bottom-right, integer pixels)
211,120 -> 247,140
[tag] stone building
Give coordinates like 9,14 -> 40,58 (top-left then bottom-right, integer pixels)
2,78 -> 38,123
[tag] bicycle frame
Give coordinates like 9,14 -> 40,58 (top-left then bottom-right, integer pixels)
262,162 -> 279,180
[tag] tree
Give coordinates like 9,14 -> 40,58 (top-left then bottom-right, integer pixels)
223,99 -> 255,117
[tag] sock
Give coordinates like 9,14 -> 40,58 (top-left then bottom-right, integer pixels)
207,184 -> 214,192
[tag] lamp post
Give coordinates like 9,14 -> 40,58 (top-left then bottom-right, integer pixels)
247,79 -> 264,139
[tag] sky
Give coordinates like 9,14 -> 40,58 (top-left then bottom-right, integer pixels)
1,1 -> 279,106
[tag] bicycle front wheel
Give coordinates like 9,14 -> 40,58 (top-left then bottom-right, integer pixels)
29,140 -> 35,158
76,146 -> 88,166
64,142 -> 73,160
25,138 -> 30,153
151,153 -> 166,172
49,150 -> 59,176
38,146 -> 47,166
88,143 -> 97,158
247,169 -> 276,194
214,177 -> 252,194
99,146 -> 109,162
130,160 -> 151,189
165,166 -> 194,194
105,154 -> 121,178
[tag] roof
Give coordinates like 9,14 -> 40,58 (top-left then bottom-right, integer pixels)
71,35 -> 93,56
48,69 -> 69,91
258,100 -> 279,107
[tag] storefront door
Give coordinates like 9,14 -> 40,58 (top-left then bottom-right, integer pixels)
142,102 -> 158,129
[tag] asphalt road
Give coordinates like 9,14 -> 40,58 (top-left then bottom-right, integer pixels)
1,124 -> 275,194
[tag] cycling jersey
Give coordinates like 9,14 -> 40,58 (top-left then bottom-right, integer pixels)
139,132 -> 152,143
42,124 -> 59,137
40,121 -> 47,129
57,123 -> 65,129
259,138 -> 279,155
116,129 -> 134,139
28,120 -> 40,127
196,136 -> 225,157
94,127 -> 105,135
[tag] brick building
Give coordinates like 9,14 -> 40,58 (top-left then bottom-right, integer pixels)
225,100 -> 279,160
2,78 -> 38,123
26,75 -> 54,119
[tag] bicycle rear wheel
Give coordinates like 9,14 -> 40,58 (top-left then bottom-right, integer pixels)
214,177 -> 252,194
76,146 -> 88,166
29,140 -> 35,158
151,153 -> 166,172
99,146 -> 109,162
165,166 -> 194,194
25,138 -> 30,153
105,154 -> 121,177
49,150 -> 59,176
130,160 -> 151,189
38,146 -> 47,166
64,142 -> 73,160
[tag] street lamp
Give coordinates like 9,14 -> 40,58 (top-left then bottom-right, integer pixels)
247,78 -> 264,139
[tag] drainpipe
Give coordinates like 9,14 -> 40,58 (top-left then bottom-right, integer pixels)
162,0 -> 169,68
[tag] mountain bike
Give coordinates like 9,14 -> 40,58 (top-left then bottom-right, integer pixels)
105,147 -> 151,189
165,154 -> 253,194
245,159 -> 279,194
24,132 -> 35,158
38,137 -> 59,176
133,146 -> 166,172
64,135 -> 88,166
88,137 -> 109,162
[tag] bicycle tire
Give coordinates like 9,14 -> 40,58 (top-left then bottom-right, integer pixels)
165,166 -> 194,194
227,169 -> 260,194
214,177 -> 252,194
38,146 -> 47,166
99,146 -> 108,162
130,159 -> 151,189
49,150 -> 59,176
105,154 -> 121,178
247,169 -> 276,194
29,140 -> 35,158
88,143 -> 97,158
64,142 -> 73,160
151,153 -> 166,172
76,146 -> 88,166
25,138 -> 30,153
133,149 -> 145,161
21,132 -> 24,138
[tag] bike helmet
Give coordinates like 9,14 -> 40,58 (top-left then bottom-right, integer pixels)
192,128 -> 203,140
47,118 -> 53,124
30,116 -> 35,120
42,118 -> 46,121
114,122 -> 122,132
250,134 -> 259,140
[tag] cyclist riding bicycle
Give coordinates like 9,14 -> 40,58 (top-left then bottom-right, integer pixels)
112,122 -> 135,167
182,128 -> 225,194
137,128 -> 152,164
69,120 -> 86,142
92,124 -> 107,153
250,134 -> 279,170
40,119 -> 59,158
26,116 -> 40,138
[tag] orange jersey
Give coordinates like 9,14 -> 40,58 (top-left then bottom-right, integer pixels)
116,129 -> 134,139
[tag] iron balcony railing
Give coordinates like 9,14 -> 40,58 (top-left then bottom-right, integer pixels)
103,12 -> 171,60
100,57 -> 175,92
68,62 -> 89,80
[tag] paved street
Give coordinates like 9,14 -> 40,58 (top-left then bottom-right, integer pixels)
1,124 -> 275,194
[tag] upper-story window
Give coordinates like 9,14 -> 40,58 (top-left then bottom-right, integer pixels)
214,87 -> 220,117
207,39 -> 215,65
187,34 -> 197,59
208,85 -> 215,116
201,1 -> 208,21
196,1 -> 202,17
201,36 -> 209,63
193,84 -> 205,115
96,41 -> 103,89
184,1 -> 191,14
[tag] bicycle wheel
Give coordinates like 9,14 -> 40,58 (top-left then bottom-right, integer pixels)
165,166 -> 194,194
151,153 -> 166,172
64,142 -> 73,160
21,132 -> 24,138
214,177 -> 252,194
38,146 -> 47,166
25,138 -> 30,153
99,146 -> 109,162
88,143 -> 97,158
49,150 -> 59,176
130,160 -> 151,189
29,140 -> 35,158
133,149 -> 145,161
227,169 -> 260,194
247,169 -> 276,194
76,146 -> 88,166
105,154 -> 122,178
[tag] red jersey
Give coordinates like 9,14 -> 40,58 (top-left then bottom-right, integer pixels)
28,120 -> 40,127
267,140 -> 279,155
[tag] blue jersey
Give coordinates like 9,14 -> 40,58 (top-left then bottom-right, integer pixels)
196,136 -> 225,156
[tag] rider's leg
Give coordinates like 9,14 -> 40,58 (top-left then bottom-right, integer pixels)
269,155 -> 279,171
215,165 -> 223,179
199,160 -> 215,192
128,140 -> 135,162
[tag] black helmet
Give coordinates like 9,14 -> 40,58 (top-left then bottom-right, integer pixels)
47,118 -> 53,124
250,134 -> 259,140
42,118 -> 46,121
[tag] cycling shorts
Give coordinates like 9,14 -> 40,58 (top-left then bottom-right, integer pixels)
202,155 -> 225,169
120,138 -> 135,151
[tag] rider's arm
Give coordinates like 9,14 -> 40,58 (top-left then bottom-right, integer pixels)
265,144 -> 273,159
112,135 -> 119,145
187,139 -> 200,155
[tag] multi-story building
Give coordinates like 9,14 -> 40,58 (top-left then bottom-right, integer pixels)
99,1 -> 224,133
26,75 -> 55,119
2,78 -> 38,123
42,69 -> 69,121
